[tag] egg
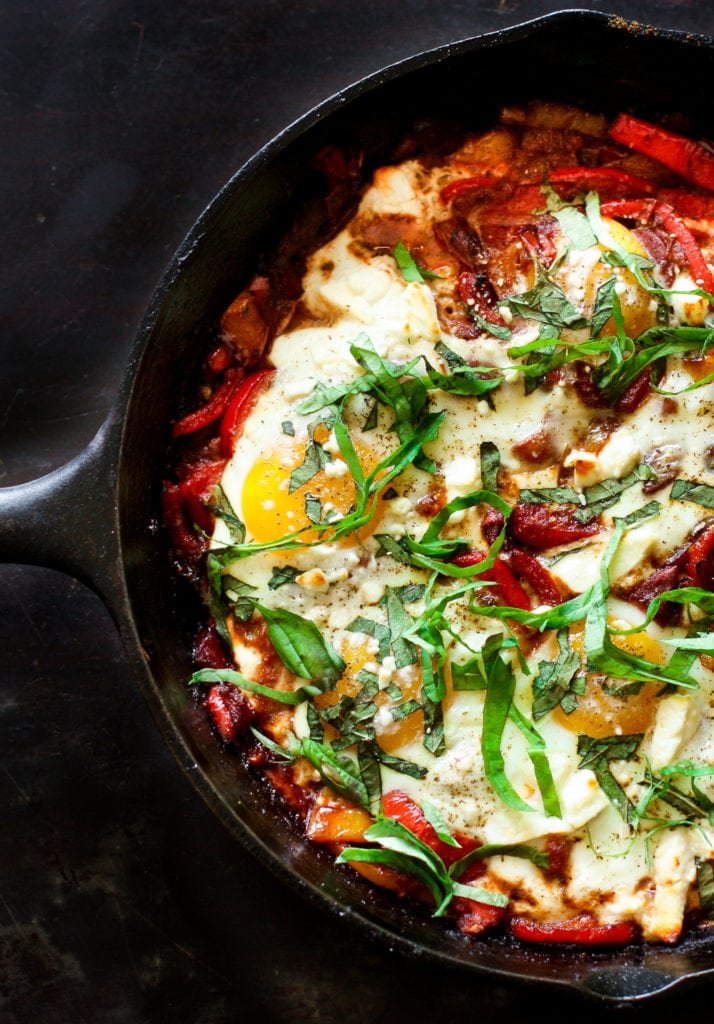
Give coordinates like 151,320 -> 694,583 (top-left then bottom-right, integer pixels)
199,105 -> 714,949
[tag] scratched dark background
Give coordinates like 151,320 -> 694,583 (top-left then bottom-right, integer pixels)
3,2 -> 714,1022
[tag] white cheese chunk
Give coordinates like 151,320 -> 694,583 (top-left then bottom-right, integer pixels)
649,695 -> 702,771
639,828 -> 696,943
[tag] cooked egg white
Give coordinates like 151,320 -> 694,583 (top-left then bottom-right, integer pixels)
210,145 -> 714,944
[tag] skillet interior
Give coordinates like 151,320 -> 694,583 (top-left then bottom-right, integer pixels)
115,9 -> 714,999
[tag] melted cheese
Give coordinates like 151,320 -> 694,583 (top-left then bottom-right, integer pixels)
206,116 -> 714,947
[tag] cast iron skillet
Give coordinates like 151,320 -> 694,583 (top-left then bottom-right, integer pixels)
3,8 -> 714,1003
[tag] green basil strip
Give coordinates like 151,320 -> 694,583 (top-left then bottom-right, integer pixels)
422,675 -> 445,757
450,883 -> 509,908
205,551 -> 233,647
385,587 -> 418,668
671,478 -> 714,509
191,667 -> 320,705
296,737 -> 370,809
698,861 -> 714,917
520,464 -> 654,521
420,799 -> 461,848
421,647 -> 445,704
336,847 -> 450,911
554,204 -> 598,252
577,733 -> 642,822
249,726 -> 296,761
480,441 -> 500,494
374,748 -> 427,779
255,603 -> 345,686
505,277 -> 588,331
482,654 -> 534,813
420,489 -> 511,548
591,275 -> 617,338
392,240 -> 444,282
508,704 -> 562,819
582,512 -> 699,689
357,741 -> 382,814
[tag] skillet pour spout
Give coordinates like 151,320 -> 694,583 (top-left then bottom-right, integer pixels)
4,8 -> 714,1004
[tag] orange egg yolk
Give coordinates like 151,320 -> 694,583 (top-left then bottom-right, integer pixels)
314,636 -> 425,754
554,621 -> 669,739
241,431 -> 385,545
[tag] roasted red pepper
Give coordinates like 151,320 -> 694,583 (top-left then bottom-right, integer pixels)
599,197 -> 656,221
599,197 -> 714,295
506,548 -> 562,606
547,165 -> 656,198
457,271 -> 507,327
626,559 -> 684,626
480,506 -> 505,546
684,522 -> 714,590
206,682 -> 254,744
219,367 -> 276,457
453,900 -> 506,936
161,480 -> 207,559
178,458 -> 226,536
508,502 -> 601,550
193,623 -> 233,669
206,342 -> 233,376
440,174 -> 502,203
614,366 -> 659,415
172,367 -> 243,439
609,112 -> 714,192
653,201 -> 714,294
382,791 -> 508,936
511,914 -> 638,947
381,790 -> 478,868
451,549 -> 531,610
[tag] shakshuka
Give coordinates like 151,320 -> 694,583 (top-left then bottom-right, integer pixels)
164,101 -> 714,947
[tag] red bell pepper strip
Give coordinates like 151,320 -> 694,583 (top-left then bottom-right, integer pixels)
206,342 -> 233,375
180,459 -> 226,500
599,197 -> 656,221
546,165 -> 656,197
614,366 -> 660,415
381,790 -> 479,868
684,522 -> 714,591
178,459 -> 226,536
626,560 -> 684,626
454,900 -> 506,936
440,174 -> 502,203
599,197 -> 714,295
206,682 -> 254,744
457,271 -> 507,327
161,481 -> 207,559
657,188 -> 714,221
193,623 -> 233,669
506,548 -> 562,606
172,367 -> 243,439
653,201 -> 714,294
511,914 -> 638,946
508,502 -> 601,550
219,367 -> 276,457
451,549 -> 531,610
609,112 -> 714,192
481,506 -> 505,546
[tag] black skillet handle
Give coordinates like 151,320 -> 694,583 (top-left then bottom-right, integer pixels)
0,416 -> 126,617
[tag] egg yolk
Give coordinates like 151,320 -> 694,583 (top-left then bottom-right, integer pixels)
554,621 -> 668,739
241,432 -> 384,545
556,217 -> 658,340
314,636 -> 425,754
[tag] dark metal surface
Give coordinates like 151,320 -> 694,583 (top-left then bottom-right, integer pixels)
4,2 -> 714,1020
